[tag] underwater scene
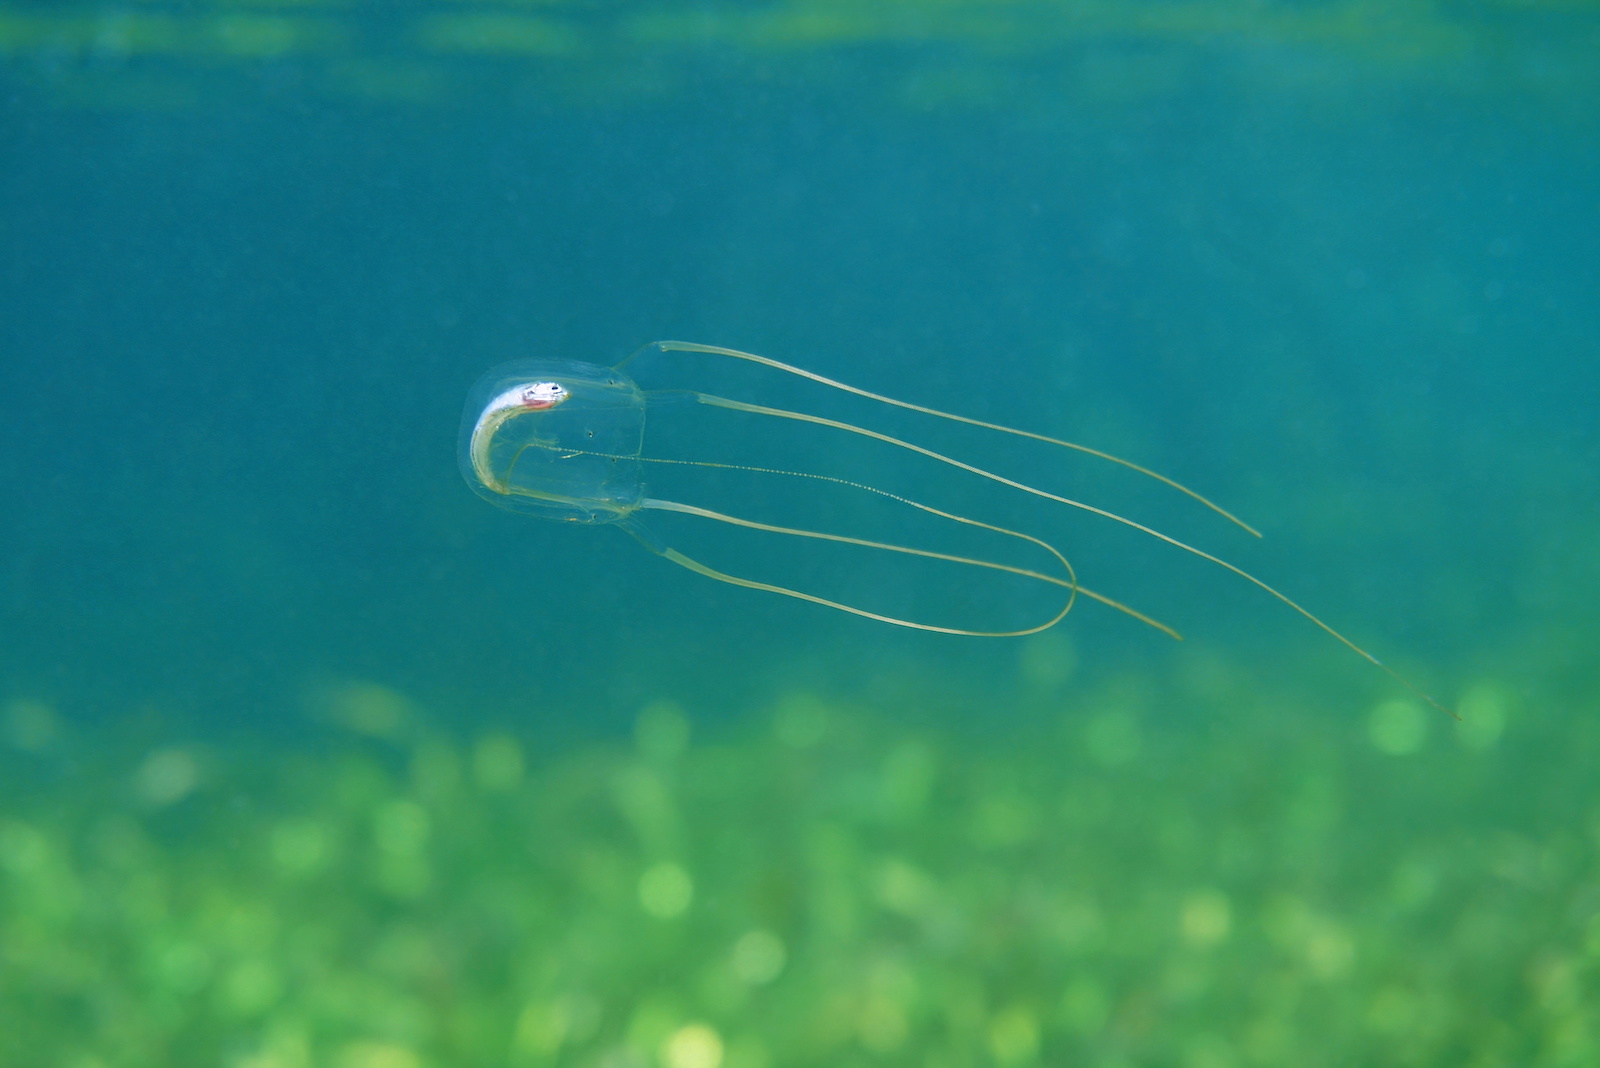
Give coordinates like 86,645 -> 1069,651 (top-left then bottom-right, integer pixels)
2,1 -> 1599,1065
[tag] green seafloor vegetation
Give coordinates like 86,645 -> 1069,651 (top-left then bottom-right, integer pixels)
2,664 -> 1595,1068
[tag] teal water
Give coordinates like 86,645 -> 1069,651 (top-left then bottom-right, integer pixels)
2,3 -> 1598,1064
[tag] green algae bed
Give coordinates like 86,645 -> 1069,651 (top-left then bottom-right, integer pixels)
1,670 -> 1594,1068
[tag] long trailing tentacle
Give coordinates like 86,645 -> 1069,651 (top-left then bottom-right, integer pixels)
495,432 -> 1173,636
631,497 -> 1079,638
633,454 -> 1178,638
501,436 -> 1178,638
621,341 -> 1453,718
624,340 -> 1262,537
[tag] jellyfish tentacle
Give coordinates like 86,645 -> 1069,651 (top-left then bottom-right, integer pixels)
632,452 -> 1178,638
627,498 -> 1081,638
634,340 -> 1262,538
688,393 -> 1454,719
507,431 -> 1179,639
